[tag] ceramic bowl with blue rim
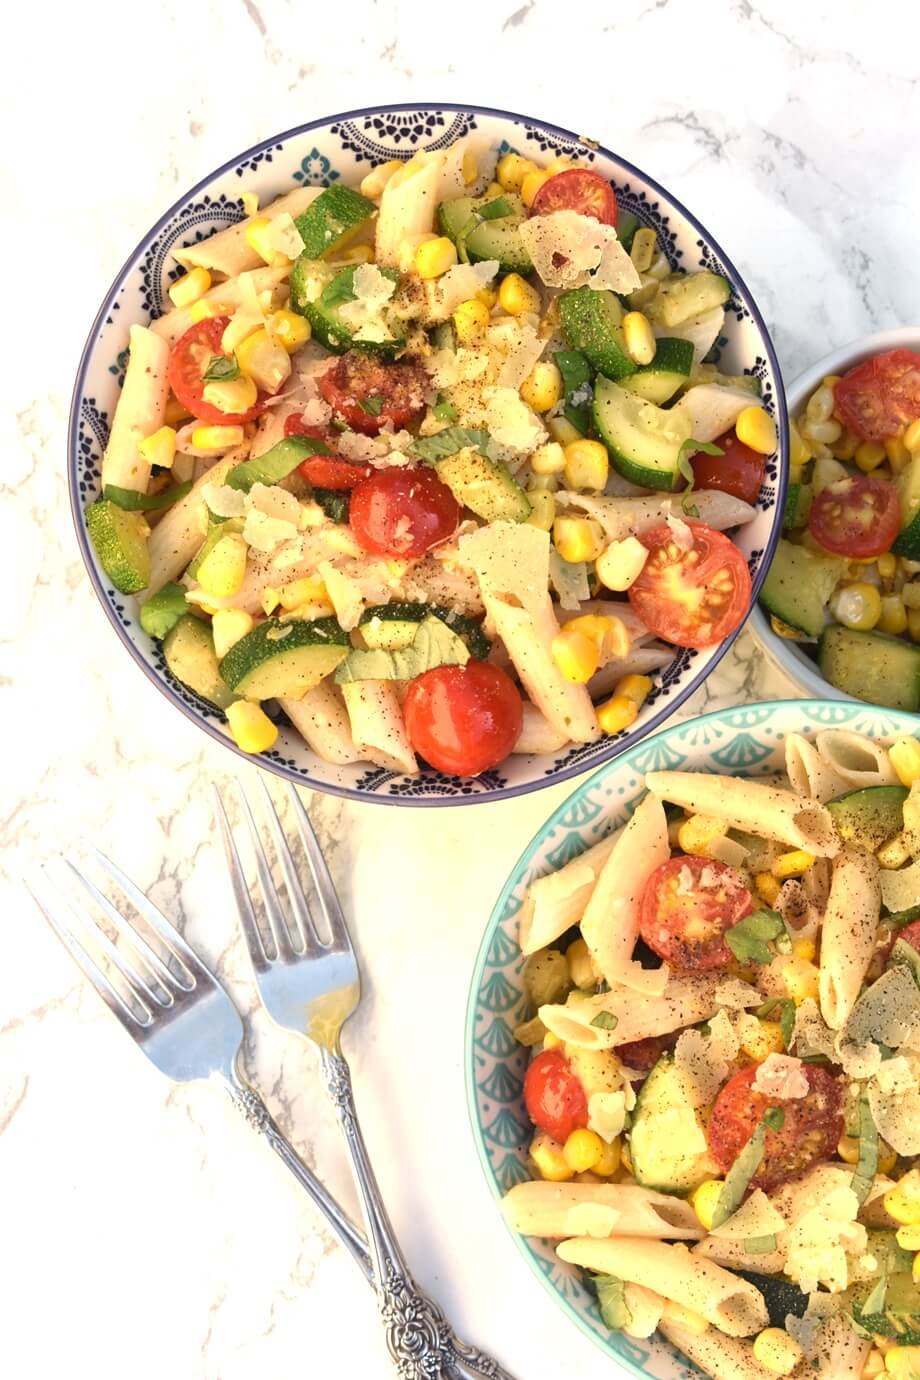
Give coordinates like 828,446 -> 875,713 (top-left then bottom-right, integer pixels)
465,697 -> 920,1371
69,103 -> 788,806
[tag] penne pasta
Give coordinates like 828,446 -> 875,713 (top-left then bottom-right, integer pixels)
101,325 -> 170,492
620,1284 -> 666,1339
147,454 -> 241,594
813,729 -> 899,789
539,973 -> 759,1049
645,770 -> 840,856
783,732 -> 851,802
150,264 -> 292,347
692,1235 -> 786,1276
172,187 -> 321,276
279,682 -> 363,766
555,488 -> 757,543
340,680 -> 418,775
809,1313 -> 872,1380
659,1321 -> 778,1380
512,703 -> 571,755
818,847 -> 881,1029
518,830 -> 623,955
375,151 -> 446,268
502,1181 -> 703,1240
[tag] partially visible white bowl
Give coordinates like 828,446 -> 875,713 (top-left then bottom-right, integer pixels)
750,326 -> 920,699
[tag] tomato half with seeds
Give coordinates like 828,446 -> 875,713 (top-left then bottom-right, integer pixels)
403,662 -> 523,777
627,522 -> 751,649
524,1048 -> 589,1143
167,317 -> 266,425
639,856 -> 752,971
689,431 -> 766,506
531,169 -> 618,226
807,475 -> 901,559
283,419 -> 373,490
319,351 -> 428,436
349,466 -> 460,558
707,1064 -> 844,1191
833,349 -> 920,442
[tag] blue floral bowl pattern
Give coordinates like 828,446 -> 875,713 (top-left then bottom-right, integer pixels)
69,103 -> 788,806
465,698 -> 920,1371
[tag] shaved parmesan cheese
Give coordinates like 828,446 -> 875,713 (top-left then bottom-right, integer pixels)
263,211 -> 305,261
242,509 -> 300,553
792,998 -> 837,1061
337,263 -> 398,342
843,966 -> 920,1052
202,483 -> 247,519
249,483 -> 301,524
783,1181 -> 865,1293
880,858 -> 920,912
549,550 -> 590,611
299,397 -> 332,428
426,261 -> 499,321
318,561 -> 365,631
664,511 -> 695,550
752,1054 -> 809,1100
709,1190 -> 786,1241
518,210 -> 640,292
674,1010 -> 739,1108
460,522 -> 550,622
484,386 -> 546,452
868,1053 -> 920,1155
714,977 -> 762,1010
705,835 -> 750,869
591,237 -> 645,294
563,1203 -> 622,1238
493,320 -> 546,391
587,1091 -> 629,1143
651,1106 -> 709,1157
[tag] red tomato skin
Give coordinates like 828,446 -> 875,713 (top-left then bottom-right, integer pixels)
639,856 -> 752,971
707,1064 -> 843,1191
531,169 -> 618,227
403,663 -> 523,777
628,522 -> 752,649
834,349 -> 920,442
167,317 -> 265,425
615,1034 -> 677,1075
897,919 -> 920,951
281,419 -> 372,489
524,1049 -> 589,1143
349,468 -> 460,559
807,475 -> 901,559
283,417 -> 334,445
319,352 -> 428,435
690,431 -> 766,506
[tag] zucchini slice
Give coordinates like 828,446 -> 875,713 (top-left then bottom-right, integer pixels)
219,616 -> 348,701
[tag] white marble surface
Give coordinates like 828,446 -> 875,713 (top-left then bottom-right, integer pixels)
3,2 -> 919,1376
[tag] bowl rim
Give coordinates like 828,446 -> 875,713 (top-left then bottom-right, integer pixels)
67,100 -> 788,807
750,324 -> 920,696
462,694 -> 920,1369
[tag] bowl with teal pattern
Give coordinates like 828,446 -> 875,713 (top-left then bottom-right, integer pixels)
465,697 -> 920,1371
69,102 -> 787,805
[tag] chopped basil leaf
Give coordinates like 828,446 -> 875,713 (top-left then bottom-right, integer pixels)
744,1234 -> 778,1254
478,196 -> 514,220
756,998 -> 796,1050
712,1107 -> 783,1228
358,395 -> 385,417
887,904 -> 920,930
763,1106 -> 785,1131
851,1096 -> 879,1206
590,1011 -> 618,1030
319,269 -> 359,308
412,426 -> 492,463
891,937 -> 920,987
312,488 -> 349,524
593,1274 -> 633,1332
726,908 -> 787,966
202,353 -> 241,383
104,481 -> 192,512
677,438 -> 723,498
226,435 -> 327,492
433,395 -> 459,423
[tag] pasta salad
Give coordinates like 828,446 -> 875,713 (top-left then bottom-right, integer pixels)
506,728 -> 920,1379
85,136 -> 777,776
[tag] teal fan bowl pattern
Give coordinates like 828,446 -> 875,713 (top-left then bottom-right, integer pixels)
465,698 -> 920,1374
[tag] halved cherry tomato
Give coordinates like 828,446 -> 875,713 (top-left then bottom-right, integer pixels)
627,521 -> 751,649
615,1034 -> 677,1075
403,663 -> 523,777
707,1064 -> 843,1191
523,1048 -> 589,1143
639,856 -> 751,971
807,475 -> 901,559
319,351 -> 428,436
349,467 -> 460,558
283,420 -> 373,490
531,169 -> 618,227
689,431 -> 766,506
833,349 -> 920,442
897,919 -> 920,952
167,317 -> 265,425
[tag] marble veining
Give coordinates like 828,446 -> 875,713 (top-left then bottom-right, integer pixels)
2,1 -> 918,1375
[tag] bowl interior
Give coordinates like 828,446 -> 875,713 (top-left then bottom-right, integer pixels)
465,697 -> 920,1374
70,103 -> 787,804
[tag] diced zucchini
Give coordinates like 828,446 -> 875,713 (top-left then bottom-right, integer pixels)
294,185 -> 375,259
219,616 -> 348,701
559,287 -> 637,382
818,625 -> 920,711
783,482 -> 813,531
139,583 -> 188,640
648,271 -> 731,328
891,455 -> 920,557
592,376 -> 692,491
359,602 -> 490,658
436,449 -> 531,523
826,786 -> 908,851
301,265 -> 404,357
615,210 -> 640,253
620,336 -> 694,404
850,1272 -> 920,1344
436,194 -> 532,274
758,540 -> 845,638
163,615 -> 236,710
85,499 -> 151,595
628,1054 -> 719,1193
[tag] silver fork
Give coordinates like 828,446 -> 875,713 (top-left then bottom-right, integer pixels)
213,778 -> 512,1380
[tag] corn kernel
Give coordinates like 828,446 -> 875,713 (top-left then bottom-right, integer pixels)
553,515 -> 604,564
164,395 -> 192,427
596,695 -> 639,735
520,361 -> 563,413
832,581 -> 883,632
563,438 -> 609,491
593,1137 -> 621,1177
565,614 -> 630,662
905,419 -> 920,454
531,442 -> 567,475
530,1131 -> 573,1182
736,405 -> 778,455
359,159 -> 402,200
837,1135 -> 860,1165
528,472 -> 559,493
882,1167 -> 920,1225
833,429 -> 861,461
896,1226 -> 920,1251
755,872 -> 781,906
879,1141 -> 898,1176
268,309 -> 312,353
244,216 -> 290,267
547,415 -> 583,447
855,440 -> 888,473
202,374 -> 259,415
226,701 -> 278,754
777,955 -> 821,1004
884,435 -> 910,474
885,1347 -> 920,1378
545,155 -> 576,174
499,272 -> 540,317
677,814 -> 729,858
168,266 -> 212,309
196,532 -> 248,599
771,850 -> 815,880
566,937 -> 599,990
864,1350 -> 888,1379
630,227 -> 658,274
279,576 -> 330,611
792,937 -> 817,962
415,235 -> 458,280
261,587 -> 281,616
879,594 -> 909,636
690,1180 -> 725,1232
521,169 -> 552,208
789,418 -> 813,472
240,191 -> 259,217
138,425 -> 177,470
191,425 -> 245,452
662,1301 -> 710,1336
452,297 -> 491,343
595,536 -> 649,592
622,311 -> 656,367
878,831 -> 913,870
461,149 -> 478,185
878,552 -> 898,579
543,1031 -> 563,1050
485,181 -> 504,198
890,737 -> 920,788
616,674 -> 653,706
496,152 -> 537,193
563,1128 -> 605,1173
753,1328 -> 803,1376
211,608 -> 254,660
526,491 -> 556,532
741,1018 -> 787,1062
235,327 -> 290,394
188,298 -> 229,325
551,628 -> 599,683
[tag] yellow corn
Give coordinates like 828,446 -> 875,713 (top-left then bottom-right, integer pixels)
792,937 -> 817,962
211,608 -> 254,660
690,1180 -> 725,1232
545,155 -> 576,174
520,361 -> 563,413
521,169 -> 552,208
526,491 -> 556,532
496,152 -> 537,193
788,418 -> 813,473
777,955 -> 821,1004
736,405 -> 778,455
622,311 -> 656,366
268,309 -> 311,353
531,442 -> 567,475
662,1301 -> 710,1336
837,1135 -> 860,1165
168,266 -> 212,309
909,608 -> 920,643
547,415 -> 583,447
551,628 -> 599,683
359,159 -> 402,200
452,298 -> 490,343
415,236 -> 458,279
188,298 -> 229,325
878,552 -> 898,579
553,515 -> 604,563
596,696 -> 639,735
906,419 -> 920,454
887,435 -> 911,471
528,472 -> 559,493
563,1128 -> 606,1173
855,440 -> 888,473
241,191 -> 259,217
563,438 -> 609,491
879,1140 -> 898,1176
499,272 -> 540,317
244,215 -> 289,267
833,429 -> 861,461
202,374 -> 259,415
740,1018 -> 786,1062
261,586 -> 281,616
878,832 -> 913,870
565,614 -> 630,662
890,737 -> 920,788
191,425 -> 245,451
225,701 -> 278,754
461,150 -> 478,185
475,285 -> 498,309
593,1137 -> 621,1177
884,1171 -> 920,1226
879,594 -> 909,636
630,227 -> 658,274
885,1347 -> 920,1379
831,582 -> 883,632
543,1031 -> 563,1050
279,576 -> 330,611
196,532 -> 248,599
485,181 -> 504,198
566,937 -> 599,990
896,1225 -> 920,1252
138,425 -> 177,470
331,243 -> 375,266
755,872 -> 781,906
595,536 -> 649,592
236,327 -> 291,393
530,1131 -> 573,1182
616,674 -> 653,706
752,1328 -> 803,1376
771,850 -> 815,880
864,1350 -> 888,1379
678,814 -> 729,858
